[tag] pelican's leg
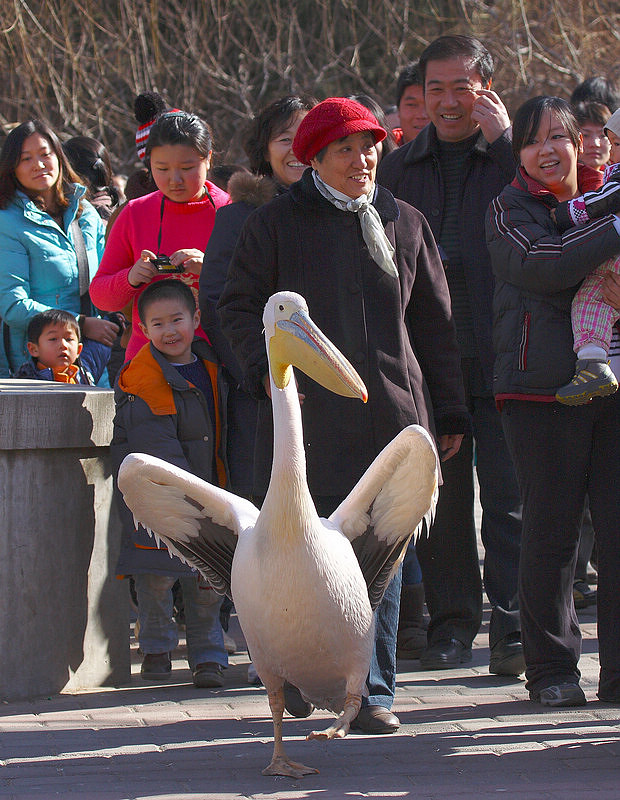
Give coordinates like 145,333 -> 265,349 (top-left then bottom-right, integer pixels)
262,687 -> 319,778
307,692 -> 362,740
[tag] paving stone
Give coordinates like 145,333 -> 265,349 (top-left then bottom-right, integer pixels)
0,518 -> 616,799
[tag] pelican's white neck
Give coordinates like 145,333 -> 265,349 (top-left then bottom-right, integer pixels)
263,368 -> 316,526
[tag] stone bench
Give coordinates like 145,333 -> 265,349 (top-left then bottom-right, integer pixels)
0,380 -> 129,701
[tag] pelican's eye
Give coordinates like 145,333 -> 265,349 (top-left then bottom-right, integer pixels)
279,304 -> 284,311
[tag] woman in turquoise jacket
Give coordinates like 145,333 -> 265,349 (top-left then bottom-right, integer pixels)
0,119 -> 117,376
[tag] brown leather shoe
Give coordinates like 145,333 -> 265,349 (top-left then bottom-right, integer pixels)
350,704 -> 400,734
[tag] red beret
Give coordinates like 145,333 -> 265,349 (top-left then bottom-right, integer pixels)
293,97 -> 387,165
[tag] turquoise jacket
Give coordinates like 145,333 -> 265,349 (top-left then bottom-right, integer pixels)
0,185 -> 105,375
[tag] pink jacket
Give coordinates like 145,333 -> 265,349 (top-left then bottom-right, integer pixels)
90,183 -> 229,360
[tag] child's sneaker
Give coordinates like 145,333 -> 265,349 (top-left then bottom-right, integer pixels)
555,359 -> 618,405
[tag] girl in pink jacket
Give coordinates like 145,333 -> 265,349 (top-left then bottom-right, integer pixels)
90,111 -> 229,360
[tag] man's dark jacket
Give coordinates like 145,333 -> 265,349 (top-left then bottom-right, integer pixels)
377,124 -> 516,390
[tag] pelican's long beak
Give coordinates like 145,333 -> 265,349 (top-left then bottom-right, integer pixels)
269,309 -> 368,401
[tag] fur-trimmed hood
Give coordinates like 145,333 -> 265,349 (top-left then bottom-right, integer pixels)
227,172 -> 279,207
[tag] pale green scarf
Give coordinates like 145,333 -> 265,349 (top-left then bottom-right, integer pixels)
313,171 -> 398,278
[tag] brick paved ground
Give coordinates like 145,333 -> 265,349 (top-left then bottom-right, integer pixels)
1,596 -> 617,800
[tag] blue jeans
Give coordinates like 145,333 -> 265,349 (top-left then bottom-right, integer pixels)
134,573 -> 227,670
365,566 -> 402,709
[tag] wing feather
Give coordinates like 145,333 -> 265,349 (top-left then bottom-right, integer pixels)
118,453 -> 259,597
329,426 -> 438,610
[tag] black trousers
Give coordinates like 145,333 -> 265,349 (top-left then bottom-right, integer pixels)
501,395 -> 620,697
417,359 -> 522,649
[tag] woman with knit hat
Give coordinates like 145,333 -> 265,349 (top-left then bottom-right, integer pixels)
218,97 -> 468,733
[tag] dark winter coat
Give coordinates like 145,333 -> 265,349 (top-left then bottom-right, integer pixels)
486,166 -> 620,400
217,168 -> 469,497
377,124 -> 516,391
112,338 -> 230,575
199,174 -> 279,495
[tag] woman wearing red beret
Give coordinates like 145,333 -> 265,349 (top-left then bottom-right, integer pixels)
218,98 -> 469,733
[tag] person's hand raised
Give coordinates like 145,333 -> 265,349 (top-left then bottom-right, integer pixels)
471,89 -> 511,145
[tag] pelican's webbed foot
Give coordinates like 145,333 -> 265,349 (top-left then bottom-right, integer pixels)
262,756 -> 319,778
264,686 -> 319,778
307,691 -> 361,740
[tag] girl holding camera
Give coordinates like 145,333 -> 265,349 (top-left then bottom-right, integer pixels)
90,111 -> 229,360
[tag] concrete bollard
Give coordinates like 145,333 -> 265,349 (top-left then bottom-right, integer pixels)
0,379 -> 130,701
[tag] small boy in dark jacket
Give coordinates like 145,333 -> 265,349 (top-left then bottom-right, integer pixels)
15,309 -> 108,385
113,279 -> 229,687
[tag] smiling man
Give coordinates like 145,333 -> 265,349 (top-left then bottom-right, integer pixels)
378,35 -> 524,678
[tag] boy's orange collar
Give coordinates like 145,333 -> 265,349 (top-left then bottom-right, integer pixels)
38,362 -> 80,384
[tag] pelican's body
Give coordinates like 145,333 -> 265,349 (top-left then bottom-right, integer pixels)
232,497 -> 374,715
119,291 -> 438,778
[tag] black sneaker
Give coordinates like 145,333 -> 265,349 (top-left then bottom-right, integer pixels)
141,652 -> 172,681
555,359 -> 618,405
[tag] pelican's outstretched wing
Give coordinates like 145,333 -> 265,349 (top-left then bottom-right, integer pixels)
329,425 -> 438,610
118,453 -> 260,598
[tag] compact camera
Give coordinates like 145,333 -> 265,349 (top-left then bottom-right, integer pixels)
152,255 -> 185,274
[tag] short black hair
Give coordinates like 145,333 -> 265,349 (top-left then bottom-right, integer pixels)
573,101 -> 611,128
27,309 -> 80,344
570,77 -> 619,114
209,163 -> 251,191
137,279 -> 197,324
396,63 -> 423,107
512,96 -> 581,163
419,35 -> 494,87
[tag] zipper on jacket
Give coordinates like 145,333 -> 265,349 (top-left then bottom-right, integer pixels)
519,311 -> 531,370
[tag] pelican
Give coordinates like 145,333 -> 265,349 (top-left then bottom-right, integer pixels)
118,291 -> 438,778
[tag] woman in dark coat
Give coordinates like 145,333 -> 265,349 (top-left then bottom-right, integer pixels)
200,95 -> 315,497
218,97 -> 468,734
